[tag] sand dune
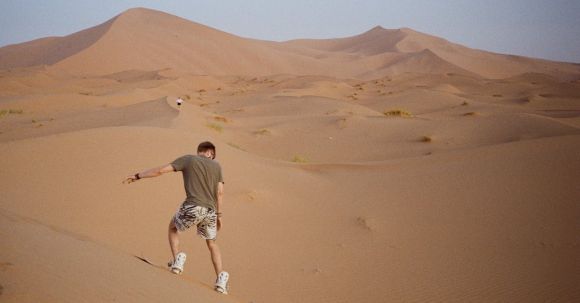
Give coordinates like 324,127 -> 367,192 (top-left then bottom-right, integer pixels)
0,17 -> 114,69
1,6 -> 580,303
285,26 -> 580,80
2,8 -> 579,79
0,209 -> 241,303
1,116 -> 578,302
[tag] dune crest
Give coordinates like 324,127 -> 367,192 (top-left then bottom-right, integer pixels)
1,7 -> 579,79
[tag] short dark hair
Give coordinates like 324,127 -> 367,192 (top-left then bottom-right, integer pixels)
197,141 -> 216,159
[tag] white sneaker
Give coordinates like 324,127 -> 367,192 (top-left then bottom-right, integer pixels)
170,252 -> 186,274
215,271 -> 229,294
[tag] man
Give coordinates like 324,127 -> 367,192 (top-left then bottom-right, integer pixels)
123,141 -> 229,294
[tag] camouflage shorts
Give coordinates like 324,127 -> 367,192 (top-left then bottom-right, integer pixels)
172,203 -> 217,240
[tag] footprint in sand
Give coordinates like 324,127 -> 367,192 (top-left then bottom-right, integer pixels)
0,262 -> 13,272
356,216 -> 377,231
336,117 -> 349,129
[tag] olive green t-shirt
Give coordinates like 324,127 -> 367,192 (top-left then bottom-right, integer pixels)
171,155 -> 224,210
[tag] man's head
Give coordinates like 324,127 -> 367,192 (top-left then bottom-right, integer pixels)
197,141 -> 216,159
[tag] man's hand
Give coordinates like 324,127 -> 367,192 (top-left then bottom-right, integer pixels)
122,174 -> 139,184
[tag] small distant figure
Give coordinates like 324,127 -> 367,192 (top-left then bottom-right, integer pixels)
176,97 -> 183,109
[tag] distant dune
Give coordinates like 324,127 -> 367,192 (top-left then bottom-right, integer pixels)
1,7 -> 579,80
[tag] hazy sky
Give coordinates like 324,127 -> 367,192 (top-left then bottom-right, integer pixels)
1,0 -> 579,63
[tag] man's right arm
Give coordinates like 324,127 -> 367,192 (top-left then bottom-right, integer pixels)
123,164 -> 175,184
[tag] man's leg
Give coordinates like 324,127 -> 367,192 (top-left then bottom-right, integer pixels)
206,239 -> 223,275
168,220 -> 180,261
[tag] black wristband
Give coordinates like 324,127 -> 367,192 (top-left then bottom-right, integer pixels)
134,173 -> 141,180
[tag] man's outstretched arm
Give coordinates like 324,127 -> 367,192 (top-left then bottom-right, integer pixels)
123,164 -> 175,184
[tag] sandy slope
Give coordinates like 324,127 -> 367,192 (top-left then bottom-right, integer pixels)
0,209 -> 241,303
1,90 -> 579,302
0,125 -> 578,303
1,6 -> 580,303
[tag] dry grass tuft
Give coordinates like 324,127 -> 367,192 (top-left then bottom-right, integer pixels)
420,135 -> 433,143
206,123 -> 223,133
254,128 -> 271,135
1,109 -> 24,117
383,109 -> 413,118
213,115 -> 229,123
227,142 -> 245,151
291,155 -> 308,163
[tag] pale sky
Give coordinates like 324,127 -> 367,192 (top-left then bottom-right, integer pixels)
1,0 -> 579,63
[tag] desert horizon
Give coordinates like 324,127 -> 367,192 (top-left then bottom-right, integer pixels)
0,6 -> 579,303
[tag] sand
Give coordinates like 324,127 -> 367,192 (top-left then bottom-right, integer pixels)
1,7 -> 579,303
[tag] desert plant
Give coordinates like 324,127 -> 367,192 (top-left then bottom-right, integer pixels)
383,109 -> 413,118
227,142 -> 245,151
420,135 -> 433,143
206,123 -> 223,133
463,112 -> 478,116
291,155 -> 308,163
254,128 -> 270,135
1,109 -> 24,117
214,116 -> 228,123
